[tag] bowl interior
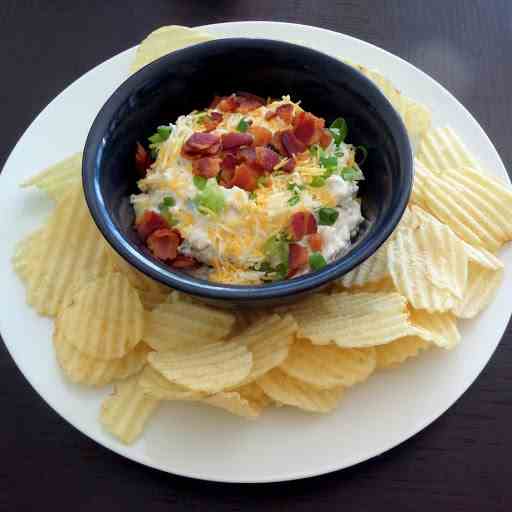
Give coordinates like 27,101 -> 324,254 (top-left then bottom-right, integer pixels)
84,38 -> 411,304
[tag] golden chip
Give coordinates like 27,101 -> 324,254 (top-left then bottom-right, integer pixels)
144,301 -> 236,351
461,241 -> 504,271
27,184 -> 113,316
138,365 -> 204,400
203,386 -> 266,419
257,368 -> 344,413
53,327 -> 150,387
20,152 -> 82,200
130,25 -> 213,74
12,229 -> 46,284
100,374 -> 160,444
56,272 -> 145,360
148,341 -> 252,393
339,242 -> 389,288
376,336 -> 431,369
280,338 -> 376,388
410,309 -> 460,349
137,288 -> 170,311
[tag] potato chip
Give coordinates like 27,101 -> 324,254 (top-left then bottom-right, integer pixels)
54,327 -> 150,387
257,368 -> 344,413
460,240 -> 503,271
235,382 -> 272,409
137,288 -> 169,311
12,229 -> 46,284
148,341 -> 252,393
450,165 -> 512,202
130,25 -> 213,74
410,309 -> 460,349
338,242 -> 389,288
100,374 -> 160,444
280,338 -> 376,388
452,263 -> 504,318
345,277 -> 396,294
418,126 -> 480,172
20,152 -> 82,200
56,272 -> 145,360
296,292 -> 414,347
138,365 -> 204,400
144,301 -> 236,351
203,385 -> 267,419
376,336 -> 431,369
27,184 -> 113,316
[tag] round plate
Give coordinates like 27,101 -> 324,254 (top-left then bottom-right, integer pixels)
0,21 -> 510,483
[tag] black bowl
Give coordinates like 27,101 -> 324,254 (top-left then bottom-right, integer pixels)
83,38 -> 412,307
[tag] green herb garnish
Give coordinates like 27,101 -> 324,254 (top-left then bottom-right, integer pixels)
236,118 -> 251,132
248,191 -> 257,200
193,175 -> 207,190
309,252 -> 327,271
288,195 -> 301,206
340,166 -> 364,182
329,117 -> 348,145
148,125 -> 172,158
287,182 -> 305,206
310,176 -> 326,188
318,207 -> 339,226
264,234 -> 290,268
193,179 -> 225,215
158,196 -> 178,226
319,155 -> 338,176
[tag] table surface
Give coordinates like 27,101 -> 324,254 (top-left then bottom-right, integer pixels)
1,1 -> 511,509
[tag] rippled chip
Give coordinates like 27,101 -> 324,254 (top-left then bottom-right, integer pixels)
257,368 -> 344,413
339,243 -> 389,289
295,292 -> 413,347
203,383 -> 270,419
148,341 -> 252,393
281,338 -> 376,388
138,365 -> 204,400
144,301 -> 236,351
130,25 -> 213,74
100,374 -> 160,444
12,229 -> 46,284
27,184 -> 113,316
376,336 -> 431,369
56,273 -> 145,360
54,328 -> 150,387
461,241 -> 504,271
20,152 -> 82,200
410,309 -> 460,349
137,288 -> 170,311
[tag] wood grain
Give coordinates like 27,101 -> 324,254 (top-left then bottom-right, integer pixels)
1,1 -> 511,510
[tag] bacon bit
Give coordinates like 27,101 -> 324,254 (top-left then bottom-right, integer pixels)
219,167 -> 235,188
147,228 -> 181,261
281,129 -> 307,156
282,157 -> 296,173
304,211 -> 318,234
249,125 -> 272,146
293,111 -> 326,145
202,111 -> 223,132
308,233 -> 323,251
236,92 -> 265,113
135,142 -> 152,177
182,132 -> 221,159
265,110 -> 277,121
171,255 -> 199,269
289,211 -> 317,241
231,163 -> 258,191
288,243 -> 309,270
238,146 -> 256,163
319,128 -> 333,148
135,211 -> 169,241
221,132 -> 254,149
192,157 -> 221,178
276,103 -> 294,123
217,94 -> 239,112
221,152 -> 238,171
255,147 -> 280,172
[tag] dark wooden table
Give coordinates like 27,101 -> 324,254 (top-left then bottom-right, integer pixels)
1,1 -> 511,510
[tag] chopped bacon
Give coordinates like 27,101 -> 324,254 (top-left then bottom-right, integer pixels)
135,142 -> 152,177
192,157 -> 221,178
288,243 -> 309,271
265,110 -> 277,121
265,103 -> 294,123
221,152 -> 238,171
182,132 -> 221,159
282,157 -> 296,173
319,128 -> 333,148
270,130 -> 287,156
135,211 -> 169,241
147,228 -> 181,261
231,163 -> 258,191
219,167 -> 235,188
289,211 -> 317,241
293,111 -> 326,146
255,147 -> 280,172
221,132 -> 254,149
236,92 -> 265,113
308,233 -> 323,252
249,125 -> 272,146
171,254 -> 199,269
202,112 -> 223,132
281,129 -> 307,156
217,94 -> 239,112
238,146 -> 256,163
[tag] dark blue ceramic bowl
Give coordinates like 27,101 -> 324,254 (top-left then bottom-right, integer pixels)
83,38 -> 413,307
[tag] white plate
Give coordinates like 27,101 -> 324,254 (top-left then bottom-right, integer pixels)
0,21 -> 510,483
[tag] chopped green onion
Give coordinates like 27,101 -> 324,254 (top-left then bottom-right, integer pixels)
193,175 -> 207,190
309,144 -> 323,159
193,179 -> 225,215
161,196 -> 175,208
309,252 -> 327,271
257,176 -> 269,188
157,126 -> 171,140
248,191 -> 257,200
318,207 -> 339,226
319,155 -> 338,173
288,194 -> 301,206
355,145 -> 368,165
329,117 -> 348,145
236,118 -> 251,132
264,234 -> 290,269
310,176 -> 326,187
274,262 -> 289,280
340,166 -> 364,182
148,125 -> 172,158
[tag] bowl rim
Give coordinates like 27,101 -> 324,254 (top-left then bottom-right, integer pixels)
83,37 -> 413,302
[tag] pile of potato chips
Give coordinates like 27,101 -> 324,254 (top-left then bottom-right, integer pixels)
13,26 -> 512,444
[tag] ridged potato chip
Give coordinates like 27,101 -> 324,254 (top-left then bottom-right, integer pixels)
27,184 -> 113,316
20,152 -> 82,200
234,314 -> 297,385
280,338 -> 376,388
338,243 -> 389,288
137,288 -> 170,311
376,337 -> 431,369
12,229 -> 46,284
53,328 -> 150,387
297,292 -> 414,347
144,301 -> 236,351
148,341 -> 252,393
100,374 -> 160,444
410,309 -> 460,349
138,365 -> 204,400
452,263 -> 504,318
56,273 -> 145,360
257,369 -> 344,413
461,241 -> 504,270
203,384 -> 269,419
130,25 -> 213,74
